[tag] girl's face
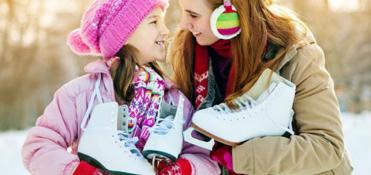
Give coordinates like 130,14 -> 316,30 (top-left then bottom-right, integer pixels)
179,0 -> 219,46
127,7 -> 169,65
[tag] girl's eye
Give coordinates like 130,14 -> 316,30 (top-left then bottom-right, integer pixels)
150,20 -> 157,24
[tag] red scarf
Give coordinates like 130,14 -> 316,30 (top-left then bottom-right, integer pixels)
193,40 -> 235,109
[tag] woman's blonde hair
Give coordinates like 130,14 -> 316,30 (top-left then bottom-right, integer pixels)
169,0 -> 304,104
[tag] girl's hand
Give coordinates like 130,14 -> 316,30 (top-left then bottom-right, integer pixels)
154,158 -> 192,175
73,161 -> 110,175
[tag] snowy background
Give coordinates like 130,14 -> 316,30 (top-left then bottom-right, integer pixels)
0,112 -> 370,175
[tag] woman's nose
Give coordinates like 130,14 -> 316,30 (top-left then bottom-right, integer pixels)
180,22 -> 193,31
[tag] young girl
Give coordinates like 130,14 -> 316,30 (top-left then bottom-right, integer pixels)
21,0 -> 220,174
169,0 -> 353,174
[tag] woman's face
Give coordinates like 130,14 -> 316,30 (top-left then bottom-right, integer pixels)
179,0 -> 219,46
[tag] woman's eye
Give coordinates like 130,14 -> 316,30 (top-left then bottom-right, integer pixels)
151,20 -> 157,24
189,13 -> 198,18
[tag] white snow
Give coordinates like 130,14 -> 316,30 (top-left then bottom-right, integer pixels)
0,130 -> 29,175
342,112 -> 371,175
1,112 -> 370,175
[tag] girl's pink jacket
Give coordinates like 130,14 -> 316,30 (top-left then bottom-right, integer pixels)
22,60 -> 220,175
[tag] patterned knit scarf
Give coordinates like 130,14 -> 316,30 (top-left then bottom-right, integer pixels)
193,39 -> 234,109
127,65 -> 166,150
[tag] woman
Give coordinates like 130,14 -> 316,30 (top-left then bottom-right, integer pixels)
168,0 -> 353,174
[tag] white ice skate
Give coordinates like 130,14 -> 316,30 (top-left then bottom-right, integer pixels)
78,102 -> 155,175
184,69 -> 296,150
143,96 -> 185,162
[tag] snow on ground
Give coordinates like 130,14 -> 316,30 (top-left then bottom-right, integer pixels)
0,130 -> 29,175
342,112 -> 371,175
1,112 -> 370,175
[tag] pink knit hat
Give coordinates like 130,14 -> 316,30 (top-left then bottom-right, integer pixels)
67,0 -> 169,59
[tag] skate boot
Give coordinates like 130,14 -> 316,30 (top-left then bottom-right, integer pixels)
184,69 -> 296,150
143,96 -> 185,162
78,102 -> 155,175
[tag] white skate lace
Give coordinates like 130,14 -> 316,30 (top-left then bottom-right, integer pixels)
213,95 -> 256,113
117,131 -> 143,158
151,115 -> 183,135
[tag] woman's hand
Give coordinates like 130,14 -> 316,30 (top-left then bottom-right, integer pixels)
211,143 -> 242,175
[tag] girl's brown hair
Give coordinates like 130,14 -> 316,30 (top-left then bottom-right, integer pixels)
169,0 -> 302,104
111,45 -> 164,103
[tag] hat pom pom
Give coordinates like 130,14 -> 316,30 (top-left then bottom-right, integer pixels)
67,29 -> 91,55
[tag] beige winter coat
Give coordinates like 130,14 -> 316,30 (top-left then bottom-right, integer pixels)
232,32 -> 353,175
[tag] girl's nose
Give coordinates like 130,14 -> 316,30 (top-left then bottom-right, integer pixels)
160,23 -> 170,36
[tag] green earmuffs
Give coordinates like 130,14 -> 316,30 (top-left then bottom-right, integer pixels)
210,0 -> 241,39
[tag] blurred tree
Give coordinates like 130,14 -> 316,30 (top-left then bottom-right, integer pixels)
0,0 -> 44,130
277,0 -> 371,112
0,0 -> 92,130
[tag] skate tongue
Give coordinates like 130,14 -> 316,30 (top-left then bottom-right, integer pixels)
213,95 -> 257,113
